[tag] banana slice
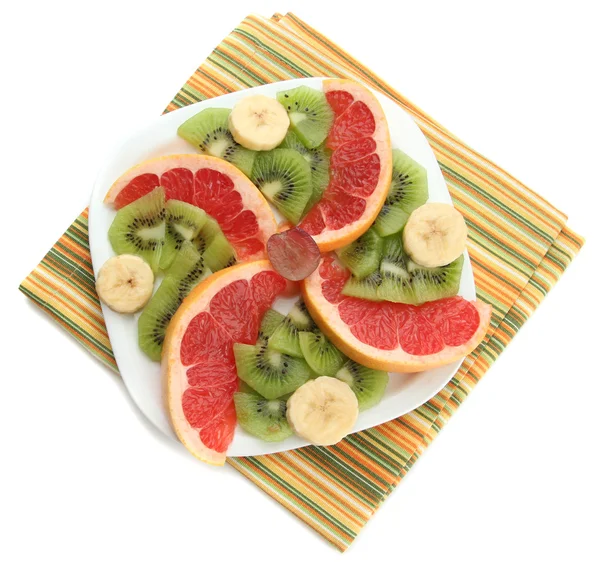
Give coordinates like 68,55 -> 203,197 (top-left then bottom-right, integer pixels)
402,202 -> 468,268
287,376 -> 358,446
229,95 -> 290,151
96,254 -> 154,314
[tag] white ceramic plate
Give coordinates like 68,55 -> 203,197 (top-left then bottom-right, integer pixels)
88,77 -> 475,457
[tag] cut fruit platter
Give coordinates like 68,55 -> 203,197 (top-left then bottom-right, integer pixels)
89,77 -> 491,465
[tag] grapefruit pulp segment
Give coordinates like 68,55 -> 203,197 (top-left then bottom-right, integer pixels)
163,261 -> 286,465
104,154 -> 277,262
301,256 -> 491,373
299,80 -> 392,251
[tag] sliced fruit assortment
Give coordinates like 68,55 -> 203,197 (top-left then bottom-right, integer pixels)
97,80 -> 495,462
178,81 -> 391,252
340,230 -> 464,305
138,242 -> 212,361
231,299 -> 389,444
108,186 -> 165,273
302,256 -> 492,373
298,79 -> 392,251
104,154 -> 277,262
163,260 -> 288,465
374,149 -> 429,237
177,108 -> 256,176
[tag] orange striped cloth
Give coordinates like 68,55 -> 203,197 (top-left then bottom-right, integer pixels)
19,13 -> 583,551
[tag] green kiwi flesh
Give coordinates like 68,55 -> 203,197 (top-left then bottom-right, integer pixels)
177,108 -> 256,177
192,216 -> 236,272
373,149 -> 429,237
268,299 -> 316,357
138,242 -> 211,361
258,309 -> 286,343
233,392 -> 293,442
278,130 -> 330,214
335,360 -> 389,411
343,234 -> 464,305
159,200 -> 207,271
233,342 -> 311,399
108,186 -> 165,273
276,86 -> 334,149
298,331 -> 346,376
251,148 -> 312,224
337,228 -> 383,279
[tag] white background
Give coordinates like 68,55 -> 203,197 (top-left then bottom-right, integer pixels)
2,1 -> 598,563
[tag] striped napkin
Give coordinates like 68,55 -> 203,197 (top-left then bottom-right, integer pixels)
19,13 -> 584,551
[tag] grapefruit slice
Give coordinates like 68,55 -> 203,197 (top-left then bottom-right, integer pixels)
302,256 -> 491,373
299,79 -> 392,251
163,260 -> 286,465
104,154 -> 277,262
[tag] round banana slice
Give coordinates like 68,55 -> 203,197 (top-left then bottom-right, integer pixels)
96,254 -> 154,314
402,202 -> 468,268
229,95 -> 290,151
287,376 -> 359,446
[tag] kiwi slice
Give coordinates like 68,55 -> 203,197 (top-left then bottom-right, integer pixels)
276,86 -> 334,149
279,130 -> 330,213
138,242 -> 211,361
335,360 -> 389,411
192,216 -> 236,272
108,186 -> 165,273
233,391 -> 293,442
258,309 -> 286,343
298,331 -> 346,376
343,235 -> 464,304
268,299 -> 316,357
177,108 -> 256,177
337,228 -> 383,279
408,255 -> 464,304
234,342 -> 311,399
374,149 -> 429,237
251,148 -> 312,224
377,236 -> 418,304
160,200 -> 207,272
342,270 -> 383,301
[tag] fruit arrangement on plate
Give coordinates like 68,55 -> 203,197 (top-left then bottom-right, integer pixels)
94,79 -> 491,465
